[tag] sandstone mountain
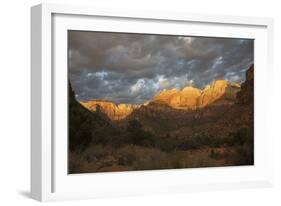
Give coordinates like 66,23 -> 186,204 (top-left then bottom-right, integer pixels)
153,87 -> 201,110
80,100 -> 141,121
81,79 -> 241,121
153,80 -> 240,110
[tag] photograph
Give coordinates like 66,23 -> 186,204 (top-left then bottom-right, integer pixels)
68,30 -> 254,174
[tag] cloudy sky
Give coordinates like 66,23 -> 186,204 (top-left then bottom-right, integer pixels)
68,30 -> 253,104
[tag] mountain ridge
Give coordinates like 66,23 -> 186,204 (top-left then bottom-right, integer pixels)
80,79 -> 241,120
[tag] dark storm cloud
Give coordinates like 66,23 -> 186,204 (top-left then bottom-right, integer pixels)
68,31 -> 253,104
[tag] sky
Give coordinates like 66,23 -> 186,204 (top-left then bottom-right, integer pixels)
68,30 -> 254,104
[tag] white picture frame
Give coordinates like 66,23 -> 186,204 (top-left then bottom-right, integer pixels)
31,3 -> 274,202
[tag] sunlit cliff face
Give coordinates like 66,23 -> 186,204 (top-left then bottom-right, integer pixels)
80,79 -> 241,121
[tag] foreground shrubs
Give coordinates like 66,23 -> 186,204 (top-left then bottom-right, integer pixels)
69,117 -> 254,173
126,119 -> 178,152
71,114 -> 253,155
69,144 -> 226,173
178,127 -> 253,150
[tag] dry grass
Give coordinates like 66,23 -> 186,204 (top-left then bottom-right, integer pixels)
69,143 -> 251,174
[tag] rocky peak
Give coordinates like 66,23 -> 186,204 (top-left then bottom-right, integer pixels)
198,80 -> 229,108
81,100 -> 140,121
169,86 -> 202,110
246,64 -> 254,81
181,86 -> 201,94
237,64 -> 254,105
153,88 -> 179,103
152,80 -> 238,110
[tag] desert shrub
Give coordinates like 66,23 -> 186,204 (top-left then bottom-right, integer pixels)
232,128 -> 254,165
82,123 -> 254,167
126,120 -> 185,152
177,138 -> 196,150
69,150 -> 100,173
234,127 -> 253,145
178,133 -> 217,150
68,152 -> 84,173
118,153 -> 136,166
178,128 -> 254,150
126,119 -> 162,148
127,119 -> 142,132
233,144 -> 254,165
116,145 -> 170,170
185,152 -> 217,168
208,148 -> 228,160
196,133 -> 212,145
157,138 -> 178,152
224,127 -> 254,147
83,144 -> 113,159
171,153 -> 185,168
117,145 -> 137,166
209,149 -> 217,159
91,127 -> 113,145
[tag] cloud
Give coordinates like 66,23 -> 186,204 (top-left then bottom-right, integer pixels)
68,31 -> 253,104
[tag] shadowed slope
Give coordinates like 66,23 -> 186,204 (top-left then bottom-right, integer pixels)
68,82 -> 115,151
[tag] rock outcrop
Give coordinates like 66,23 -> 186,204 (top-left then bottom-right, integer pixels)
81,100 -> 140,121
153,80 -> 240,110
237,64 -> 254,105
154,87 -> 201,110
153,88 -> 180,104
198,80 -> 228,108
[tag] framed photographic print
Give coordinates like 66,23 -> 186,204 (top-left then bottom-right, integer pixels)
31,3 -> 274,201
